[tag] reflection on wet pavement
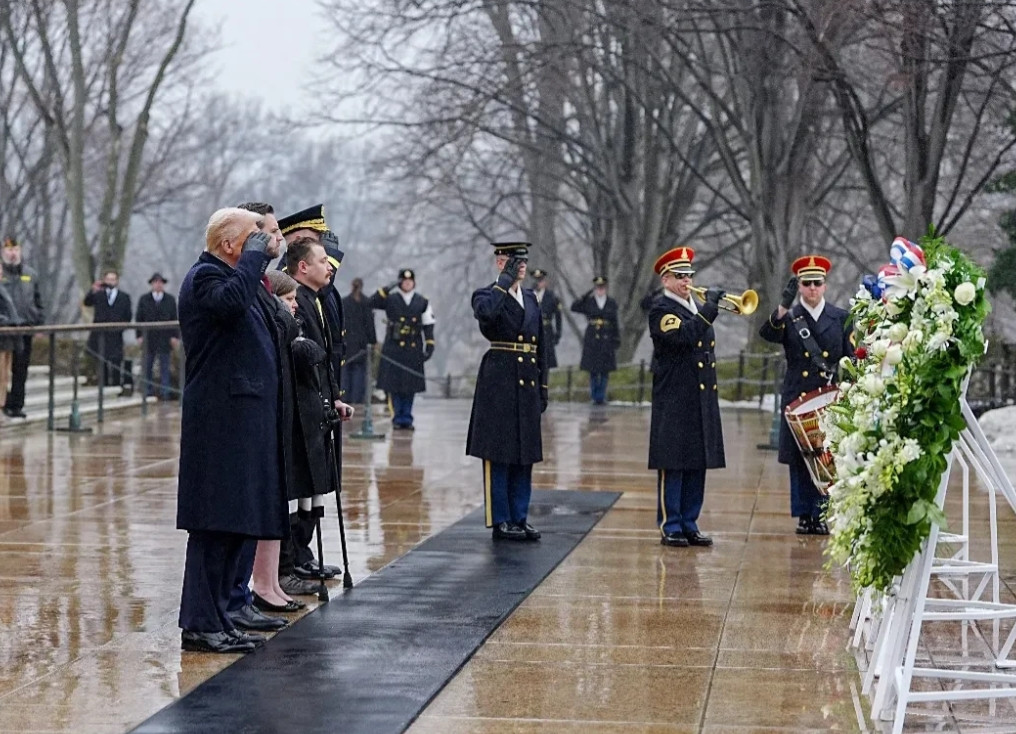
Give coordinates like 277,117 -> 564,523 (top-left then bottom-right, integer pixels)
1,400 -> 1014,733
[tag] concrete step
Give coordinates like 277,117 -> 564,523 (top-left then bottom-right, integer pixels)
1,394 -> 149,433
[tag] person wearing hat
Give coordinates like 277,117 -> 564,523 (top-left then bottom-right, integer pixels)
83,268 -> 132,391
134,272 -> 180,401
369,267 -> 435,430
570,275 -> 620,404
1,236 -> 44,418
530,268 -> 562,369
646,247 -> 725,548
467,242 -> 546,541
760,255 -> 853,535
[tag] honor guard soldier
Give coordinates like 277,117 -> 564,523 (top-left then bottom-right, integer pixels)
467,242 -> 546,541
370,268 -> 435,430
530,268 -> 562,369
759,255 -> 853,535
570,275 -> 620,404
646,247 -> 725,548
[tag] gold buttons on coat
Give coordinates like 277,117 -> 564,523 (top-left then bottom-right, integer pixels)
399,341 -> 405,347
400,317 -> 405,322
517,356 -> 523,363
517,335 -> 524,341
531,358 -> 536,364
711,362 -> 715,368
531,336 -> 537,342
698,362 -> 704,369
341,359 -> 346,366
822,351 -> 829,358
699,384 -> 705,390
710,340 -> 715,347
519,379 -> 525,386
713,385 -> 718,391
530,380 -> 535,387
802,370 -> 809,377
804,351 -> 810,358
697,341 -> 702,347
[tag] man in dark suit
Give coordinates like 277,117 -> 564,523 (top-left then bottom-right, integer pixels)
530,269 -> 562,370
369,268 -> 435,430
1,236 -> 44,418
571,276 -> 620,404
341,277 -> 377,405
135,272 -> 179,400
466,242 -> 547,541
760,255 -> 853,535
646,247 -> 725,548
83,269 -> 132,390
175,207 -> 288,654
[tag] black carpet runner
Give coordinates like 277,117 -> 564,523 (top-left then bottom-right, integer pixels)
130,489 -> 619,734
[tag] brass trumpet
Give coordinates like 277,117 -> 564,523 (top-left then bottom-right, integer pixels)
690,286 -> 759,315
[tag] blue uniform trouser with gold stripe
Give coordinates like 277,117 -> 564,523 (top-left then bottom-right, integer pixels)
657,469 -> 706,536
483,461 -> 533,527
391,392 -> 415,427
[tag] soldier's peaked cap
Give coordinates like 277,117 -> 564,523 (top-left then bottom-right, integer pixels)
654,246 -> 695,276
277,204 -> 328,235
491,241 -> 530,259
791,255 -> 831,280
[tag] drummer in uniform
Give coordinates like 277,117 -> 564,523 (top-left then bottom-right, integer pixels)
570,276 -> 620,404
530,268 -> 562,369
646,247 -> 725,548
466,242 -> 547,541
759,255 -> 853,535
369,268 -> 435,430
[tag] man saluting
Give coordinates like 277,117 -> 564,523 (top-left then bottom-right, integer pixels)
466,242 -> 547,541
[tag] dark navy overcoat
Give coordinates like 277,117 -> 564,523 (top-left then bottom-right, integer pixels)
759,303 -> 853,463
466,284 -> 546,466
647,293 -> 726,471
369,289 -> 432,394
175,250 -> 288,539
571,292 -> 620,373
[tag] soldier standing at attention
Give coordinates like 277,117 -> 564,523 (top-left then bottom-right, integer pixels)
530,268 -> 562,370
466,242 -> 547,541
369,269 -> 435,430
645,247 -> 725,548
570,275 -> 620,404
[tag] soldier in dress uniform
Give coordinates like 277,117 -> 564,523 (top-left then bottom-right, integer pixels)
466,242 -> 547,541
570,275 -> 620,404
530,268 -> 562,369
646,246 -> 725,548
759,255 -> 853,535
369,268 -> 435,430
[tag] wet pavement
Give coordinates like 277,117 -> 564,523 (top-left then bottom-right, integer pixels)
0,399 -> 1014,733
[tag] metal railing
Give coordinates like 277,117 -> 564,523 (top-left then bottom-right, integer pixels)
0,321 -> 182,430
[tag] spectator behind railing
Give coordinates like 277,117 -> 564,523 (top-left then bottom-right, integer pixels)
1,236 -> 44,419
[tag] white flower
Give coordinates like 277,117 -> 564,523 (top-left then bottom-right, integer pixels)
888,323 -> 909,342
872,339 -> 890,359
885,344 -> 904,366
927,331 -> 950,351
861,374 -> 885,396
977,277 -> 986,290
954,282 -> 975,306
903,329 -> 923,350
885,300 -> 904,317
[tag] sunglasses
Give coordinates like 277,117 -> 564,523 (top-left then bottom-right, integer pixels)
800,279 -> 824,287
672,272 -> 693,280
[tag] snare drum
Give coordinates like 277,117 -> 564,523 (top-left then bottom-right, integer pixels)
784,386 -> 840,492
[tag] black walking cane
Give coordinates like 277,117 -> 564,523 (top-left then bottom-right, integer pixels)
324,402 -> 354,589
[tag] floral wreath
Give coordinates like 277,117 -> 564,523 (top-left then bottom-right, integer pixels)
820,231 -> 990,593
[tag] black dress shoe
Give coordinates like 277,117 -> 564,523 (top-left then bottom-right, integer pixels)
810,517 -> 830,535
279,574 -> 322,596
685,531 -> 713,547
253,591 -> 306,612
491,521 -> 527,541
796,517 -> 812,535
660,532 -> 689,547
520,522 -> 541,540
180,630 -> 255,654
2,407 -> 26,418
227,629 -> 267,648
229,604 -> 288,631
294,561 -> 338,580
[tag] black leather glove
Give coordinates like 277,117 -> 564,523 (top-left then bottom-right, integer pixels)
243,230 -> 271,255
383,281 -> 400,295
780,276 -> 798,309
705,288 -> 725,305
499,255 -> 522,286
320,230 -> 340,249
424,342 -> 435,361
540,389 -> 549,414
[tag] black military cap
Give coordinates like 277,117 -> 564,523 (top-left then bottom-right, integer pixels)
593,275 -> 608,286
148,272 -> 168,284
491,241 -> 530,260
530,268 -> 547,280
398,268 -> 415,282
277,204 -> 327,235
